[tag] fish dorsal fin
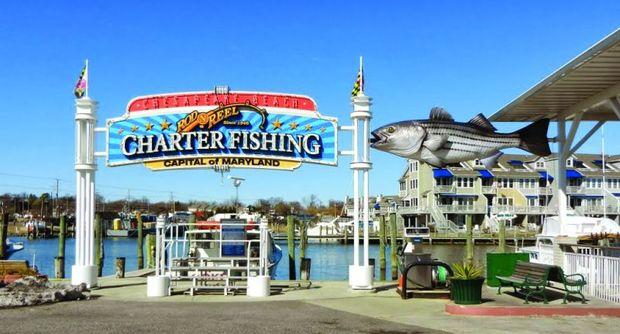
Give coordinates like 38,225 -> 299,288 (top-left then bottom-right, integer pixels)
468,113 -> 497,131
429,107 -> 453,122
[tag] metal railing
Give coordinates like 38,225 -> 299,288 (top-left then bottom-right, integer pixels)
481,186 -> 496,193
435,185 -> 455,193
155,220 -> 270,295
564,252 -> 620,304
437,204 -> 487,213
403,226 -> 431,238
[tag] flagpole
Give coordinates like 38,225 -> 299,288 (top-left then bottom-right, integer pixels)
359,56 -> 364,94
85,59 -> 89,98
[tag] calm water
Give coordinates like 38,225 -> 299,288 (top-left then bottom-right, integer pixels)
8,237 -> 507,280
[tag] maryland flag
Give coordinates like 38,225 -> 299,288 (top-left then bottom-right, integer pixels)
74,63 -> 88,98
351,62 -> 364,97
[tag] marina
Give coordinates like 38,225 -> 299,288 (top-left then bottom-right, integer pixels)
2,3 -> 620,333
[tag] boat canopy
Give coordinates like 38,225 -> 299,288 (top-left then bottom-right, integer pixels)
541,215 -> 620,236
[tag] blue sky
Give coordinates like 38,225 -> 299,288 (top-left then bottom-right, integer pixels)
0,1 -> 619,204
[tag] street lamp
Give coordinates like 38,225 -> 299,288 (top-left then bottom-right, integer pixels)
228,176 -> 245,211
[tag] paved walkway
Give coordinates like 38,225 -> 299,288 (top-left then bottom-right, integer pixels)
3,278 -> 618,334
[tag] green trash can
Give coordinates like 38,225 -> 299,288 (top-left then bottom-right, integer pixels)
486,253 -> 530,287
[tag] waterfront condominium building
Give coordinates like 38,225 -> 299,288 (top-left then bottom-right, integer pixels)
396,153 -> 620,233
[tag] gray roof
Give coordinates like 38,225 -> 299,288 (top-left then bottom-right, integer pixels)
490,29 -> 620,122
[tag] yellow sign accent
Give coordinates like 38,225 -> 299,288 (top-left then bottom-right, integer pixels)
144,156 -> 302,171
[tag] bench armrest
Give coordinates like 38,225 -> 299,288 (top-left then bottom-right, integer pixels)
563,273 -> 586,284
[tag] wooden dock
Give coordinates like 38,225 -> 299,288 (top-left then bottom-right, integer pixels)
272,234 -> 536,246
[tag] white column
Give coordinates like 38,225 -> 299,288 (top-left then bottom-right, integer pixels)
557,118 -> 567,225
362,117 -> 370,266
353,119 -> 360,267
348,93 -> 373,290
148,214 -> 170,297
72,97 -> 98,287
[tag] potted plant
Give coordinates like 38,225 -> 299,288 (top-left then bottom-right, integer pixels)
449,262 -> 485,305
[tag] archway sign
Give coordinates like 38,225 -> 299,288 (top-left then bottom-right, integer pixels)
73,86 -> 374,295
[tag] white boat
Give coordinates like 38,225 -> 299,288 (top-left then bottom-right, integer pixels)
520,214 -> 620,265
186,212 -> 282,278
5,239 -> 24,258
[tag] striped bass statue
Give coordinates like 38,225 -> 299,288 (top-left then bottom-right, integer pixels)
370,107 -> 551,168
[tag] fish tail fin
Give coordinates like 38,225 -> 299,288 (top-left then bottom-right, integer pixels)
515,118 -> 551,156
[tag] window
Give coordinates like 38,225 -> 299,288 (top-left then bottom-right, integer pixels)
456,197 -> 474,206
497,178 -> 514,188
400,181 -> 406,191
527,197 -> 537,206
497,197 -> 513,206
403,200 -> 411,207
412,198 -> 419,207
566,158 -> 573,167
474,159 -> 484,167
410,179 -> 418,189
436,178 -> 452,186
457,177 -> 474,188
410,161 -> 418,172
568,178 -> 582,187
535,161 -> 545,169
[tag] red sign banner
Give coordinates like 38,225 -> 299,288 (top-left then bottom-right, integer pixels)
127,91 -> 317,113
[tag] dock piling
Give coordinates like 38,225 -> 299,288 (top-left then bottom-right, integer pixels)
465,215 -> 473,265
389,213 -> 397,281
498,220 -> 506,253
95,214 -> 104,276
145,234 -> 155,268
55,215 -> 67,278
0,213 -> 8,260
115,257 -> 126,278
136,211 -> 144,270
54,257 -> 64,278
287,215 -> 296,280
379,214 -> 386,281
300,258 -> 311,281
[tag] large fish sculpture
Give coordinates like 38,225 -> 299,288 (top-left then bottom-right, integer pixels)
370,107 -> 551,168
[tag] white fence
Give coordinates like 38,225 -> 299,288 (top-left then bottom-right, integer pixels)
564,252 -> 620,304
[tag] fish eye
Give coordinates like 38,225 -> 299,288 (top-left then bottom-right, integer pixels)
387,126 -> 395,133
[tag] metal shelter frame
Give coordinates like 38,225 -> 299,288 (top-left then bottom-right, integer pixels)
490,28 -> 620,226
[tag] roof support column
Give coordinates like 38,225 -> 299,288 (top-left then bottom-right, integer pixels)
608,97 -> 620,119
556,117 -> 568,225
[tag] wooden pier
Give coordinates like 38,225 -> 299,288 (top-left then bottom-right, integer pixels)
272,233 -> 536,246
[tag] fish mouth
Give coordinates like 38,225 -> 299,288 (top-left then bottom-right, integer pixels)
370,131 -> 386,147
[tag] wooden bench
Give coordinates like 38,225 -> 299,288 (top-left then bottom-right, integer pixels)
548,266 -> 587,304
0,260 -> 30,275
496,261 -> 552,304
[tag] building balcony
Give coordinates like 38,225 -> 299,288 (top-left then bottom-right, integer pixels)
574,205 -> 619,215
435,185 -> 455,193
481,186 -> 496,194
538,187 -> 553,196
397,206 -> 428,215
491,205 -> 555,215
437,205 -> 487,214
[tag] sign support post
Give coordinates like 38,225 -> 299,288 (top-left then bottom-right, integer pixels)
72,97 -> 98,288
348,92 -> 373,290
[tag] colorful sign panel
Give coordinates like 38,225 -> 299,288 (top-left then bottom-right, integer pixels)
106,91 -> 338,171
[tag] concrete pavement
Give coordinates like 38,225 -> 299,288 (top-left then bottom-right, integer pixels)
2,277 -> 617,334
